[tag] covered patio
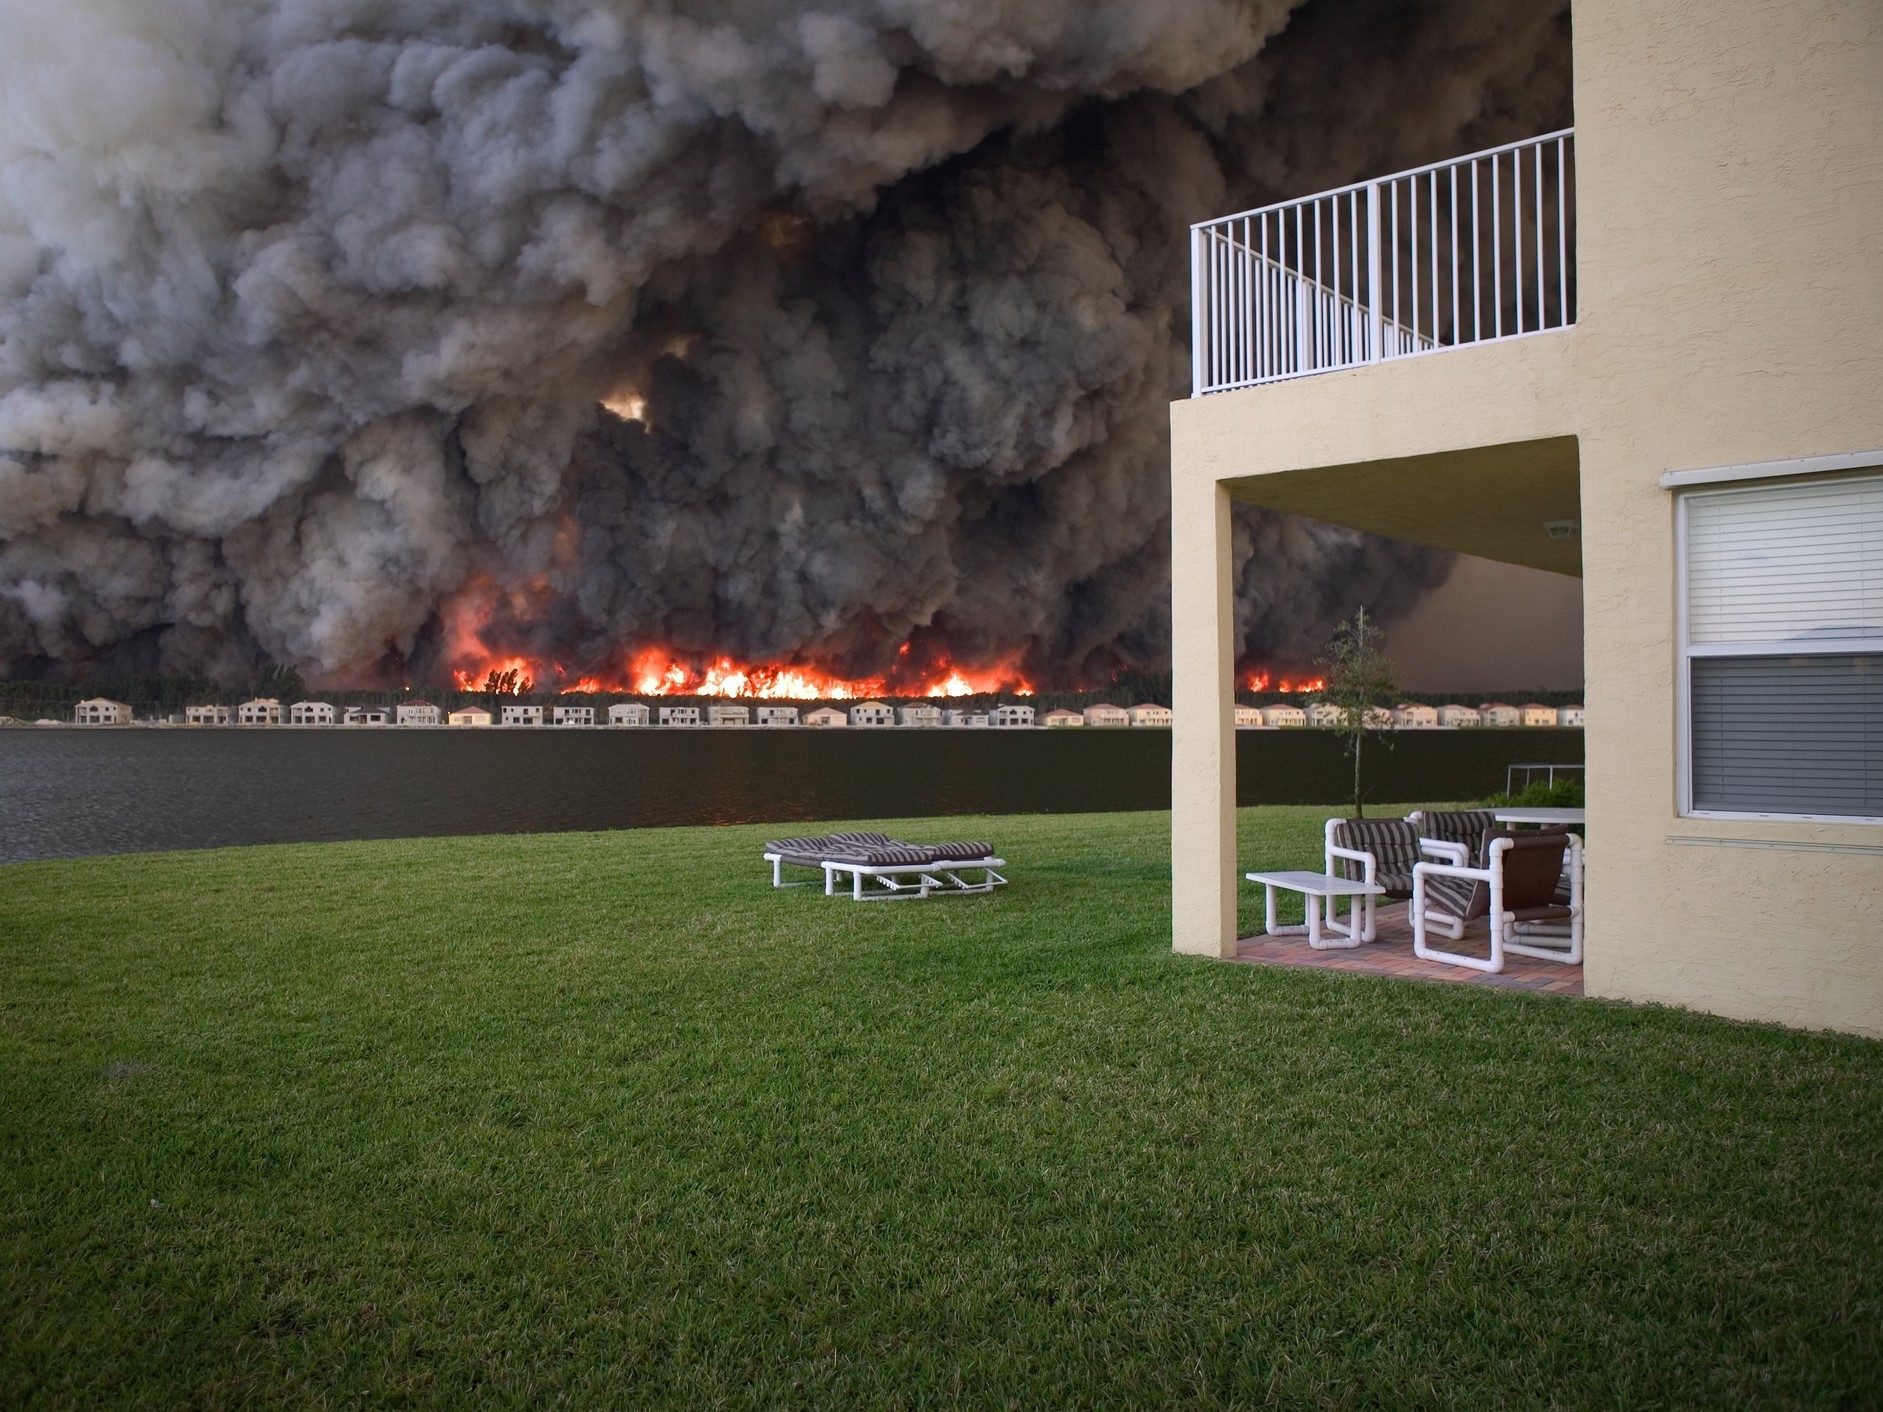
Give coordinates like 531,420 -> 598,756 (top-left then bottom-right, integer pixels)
1170,329 -> 1588,967
1234,901 -> 1584,996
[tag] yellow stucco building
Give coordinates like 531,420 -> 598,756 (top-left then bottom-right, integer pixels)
1170,0 -> 1882,1036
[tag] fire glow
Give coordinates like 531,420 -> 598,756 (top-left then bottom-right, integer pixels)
1244,671 -> 1327,694
439,574 -> 1035,698
451,648 -> 1034,700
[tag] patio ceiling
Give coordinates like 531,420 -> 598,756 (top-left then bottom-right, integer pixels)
1223,434 -> 1583,576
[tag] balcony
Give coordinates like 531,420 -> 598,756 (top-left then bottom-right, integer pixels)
1190,130 -> 1576,396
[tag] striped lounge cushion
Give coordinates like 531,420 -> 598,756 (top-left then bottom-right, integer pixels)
1416,811 -> 1497,863
765,833 -> 948,867
924,841 -> 995,862
1422,872 -> 1488,922
765,833 -> 998,869
1329,818 -> 1420,897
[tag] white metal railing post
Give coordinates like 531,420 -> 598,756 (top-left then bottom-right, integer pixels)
1366,181 -> 1384,360
1191,224 -> 1206,392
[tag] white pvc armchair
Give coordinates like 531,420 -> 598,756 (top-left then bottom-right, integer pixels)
1323,816 -> 1475,946
1411,830 -> 1584,974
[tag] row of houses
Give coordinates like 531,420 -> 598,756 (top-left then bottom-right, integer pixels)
152,700 -> 1174,729
1234,702 -> 1585,729
71,696 -> 1583,728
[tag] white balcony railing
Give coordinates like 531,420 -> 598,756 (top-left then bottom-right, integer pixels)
1190,129 -> 1576,395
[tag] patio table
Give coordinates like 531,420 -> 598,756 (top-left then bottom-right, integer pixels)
1243,870 -> 1386,950
1492,807 -> 1586,827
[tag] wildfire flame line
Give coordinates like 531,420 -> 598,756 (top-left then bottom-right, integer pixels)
451,648 -> 1035,699
1243,672 -> 1327,694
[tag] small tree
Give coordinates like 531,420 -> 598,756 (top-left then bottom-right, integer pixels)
1316,607 -> 1398,818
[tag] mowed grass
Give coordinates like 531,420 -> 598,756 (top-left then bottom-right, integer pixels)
1,807 -> 1879,1409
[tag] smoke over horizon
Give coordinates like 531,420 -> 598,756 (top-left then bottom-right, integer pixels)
0,0 -> 1571,690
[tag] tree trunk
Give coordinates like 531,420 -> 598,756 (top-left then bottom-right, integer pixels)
1352,732 -> 1364,818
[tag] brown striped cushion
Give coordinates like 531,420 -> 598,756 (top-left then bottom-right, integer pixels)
925,841 -> 995,861
1329,818 -> 1420,898
765,833 -> 993,868
1417,810 -> 1497,864
1423,872 -> 1488,922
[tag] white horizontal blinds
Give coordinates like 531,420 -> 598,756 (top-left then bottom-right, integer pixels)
1691,655 -> 1883,815
1683,472 -> 1883,818
1687,476 -> 1883,646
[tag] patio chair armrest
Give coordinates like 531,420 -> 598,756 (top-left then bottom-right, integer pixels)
1325,844 -> 1377,882
1418,838 -> 1470,865
1412,859 -> 1492,883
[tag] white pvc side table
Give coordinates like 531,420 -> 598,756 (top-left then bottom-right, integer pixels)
1243,870 -> 1387,949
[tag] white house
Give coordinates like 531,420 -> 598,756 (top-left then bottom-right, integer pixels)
1363,707 -> 1394,728
1522,703 -> 1561,727
396,702 -> 440,727
502,704 -> 545,726
1041,708 -> 1084,728
805,707 -> 847,728
708,704 -> 750,727
552,704 -> 595,727
942,710 -> 990,727
898,704 -> 942,728
1479,703 -> 1522,727
1127,703 -> 1173,727
991,703 -> 1036,728
1307,702 -> 1346,728
1233,705 -> 1265,728
1261,705 -> 1308,728
236,699 -> 281,726
73,698 -> 132,725
1083,703 -> 1129,727
344,706 -> 390,726
756,705 -> 799,727
1437,704 -> 1482,728
607,702 -> 650,726
1560,704 -> 1586,727
849,701 -> 895,727
1393,703 -> 1440,728
658,705 -> 701,727
448,706 -> 493,727
290,701 -> 335,726
184,704 -> 229,726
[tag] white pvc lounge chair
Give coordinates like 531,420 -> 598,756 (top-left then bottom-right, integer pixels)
764,832 -> 1007,901
1410,829 -> 1584,973
1322,816 -> 1473,943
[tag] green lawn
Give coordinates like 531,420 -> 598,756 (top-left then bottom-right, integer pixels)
2,808 -> 1879,1408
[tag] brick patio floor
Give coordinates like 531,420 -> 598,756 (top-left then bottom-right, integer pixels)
1234,902 -> 1583,995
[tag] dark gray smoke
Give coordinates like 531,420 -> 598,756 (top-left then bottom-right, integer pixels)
0,0 -> 1571,687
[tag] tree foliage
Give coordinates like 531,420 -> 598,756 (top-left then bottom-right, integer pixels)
484,668 -> 533,697
1316,607 -> 1398,818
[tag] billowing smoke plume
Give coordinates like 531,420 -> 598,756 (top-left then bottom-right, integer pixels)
0,0 -> 1570,687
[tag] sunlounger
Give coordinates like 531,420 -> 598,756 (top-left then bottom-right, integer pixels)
763,831 -> 1007,900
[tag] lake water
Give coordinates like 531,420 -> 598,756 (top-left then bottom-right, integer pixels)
0,727 -> 1583,863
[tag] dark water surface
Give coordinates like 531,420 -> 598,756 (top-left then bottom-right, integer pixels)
0,728 -> 1583,863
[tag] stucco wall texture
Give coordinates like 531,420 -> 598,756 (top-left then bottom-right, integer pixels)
1170,0 -> 1883,1035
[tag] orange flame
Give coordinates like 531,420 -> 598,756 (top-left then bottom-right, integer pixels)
437,573 -> 1041,698
1243,671 -> 1327,694
446,644 -> 1034,700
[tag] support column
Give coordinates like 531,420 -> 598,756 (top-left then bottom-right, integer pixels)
1170,475 -> 1238,958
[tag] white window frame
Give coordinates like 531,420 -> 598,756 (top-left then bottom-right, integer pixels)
1673,467 -> 1883,825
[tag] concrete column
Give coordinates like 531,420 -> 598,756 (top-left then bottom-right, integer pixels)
1170,476 -> 1238,957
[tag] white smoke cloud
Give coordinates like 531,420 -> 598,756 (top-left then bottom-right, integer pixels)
0,0 -> 1569,685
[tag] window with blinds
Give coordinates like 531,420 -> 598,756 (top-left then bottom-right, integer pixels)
1680,473 -> 1883,819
